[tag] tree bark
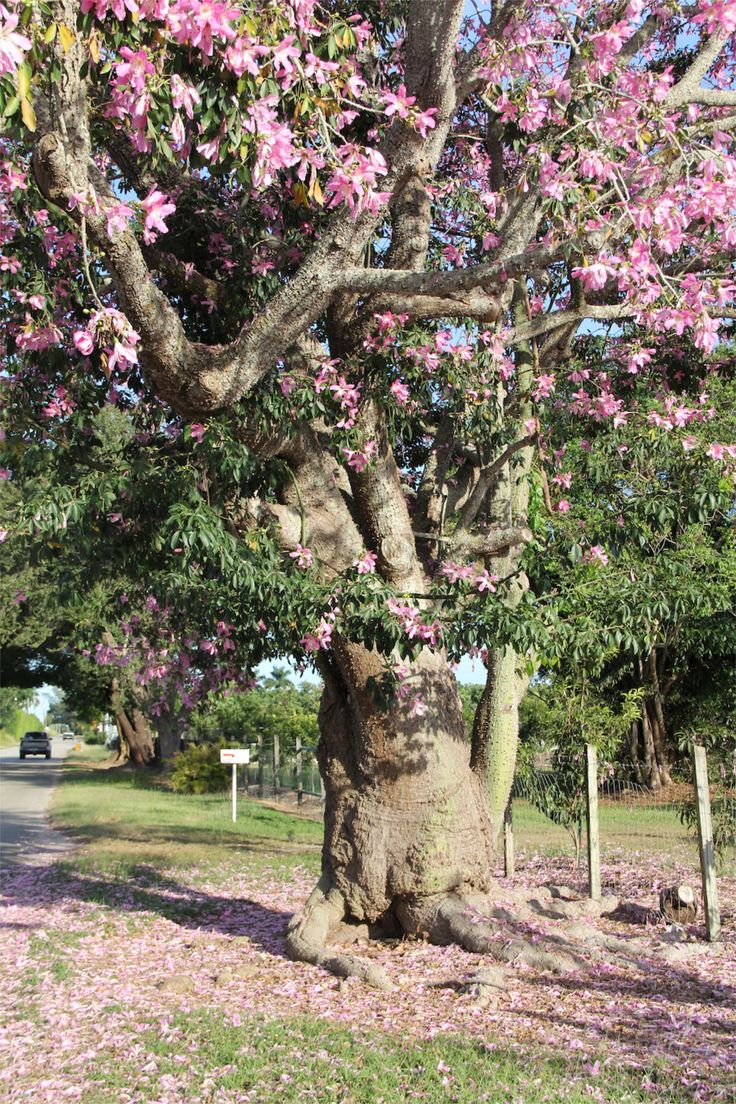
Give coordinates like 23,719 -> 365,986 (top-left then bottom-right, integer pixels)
156,713 -> 181,762
640,702 -> 661,789
110,678 -> 156,766
647,652 -> 674,787
470,647 -> 520,831
315,643 -> 496,927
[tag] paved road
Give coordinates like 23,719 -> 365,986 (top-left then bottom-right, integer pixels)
0,738 -> 74,868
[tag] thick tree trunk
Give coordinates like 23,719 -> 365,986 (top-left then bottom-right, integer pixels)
112,698 -> 156,767
155,713 -> 181,761
316,643 -> 496,927
287,642 -> 590,988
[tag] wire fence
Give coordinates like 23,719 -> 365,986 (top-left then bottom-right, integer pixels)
234,737 -> 734,885
238,741 -> 323,802
511,766 -> 735,894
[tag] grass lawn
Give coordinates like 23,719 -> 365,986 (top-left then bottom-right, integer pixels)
52,746 -> 323,878
0,749 -> 730,1104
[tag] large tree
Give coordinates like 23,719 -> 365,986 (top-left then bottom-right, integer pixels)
1,0 -> 735,981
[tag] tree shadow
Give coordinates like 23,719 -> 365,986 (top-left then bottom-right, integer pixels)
1,860 -> 295,958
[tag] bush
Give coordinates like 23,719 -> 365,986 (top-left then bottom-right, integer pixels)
169,742 -> 231,794
83,729 -> 107,745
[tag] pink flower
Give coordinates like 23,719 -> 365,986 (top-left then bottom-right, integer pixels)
342,441 -> 377,472
571,262 -> 613,291
301,617 -> 333,652
390,379 -> 410,407
73,330 -> 95,356
585,545 -> 609,566
413,108 -> 437,138
476,570 -> 499,593
353,551 -> 377,574
289,543 -> 313,569
105,202 -> 135,238
0,528 -> 7,542
383,84 -> 416,120
0,5 -> 31,76
141,188 -> 176,244
557,499 -> 571,513
440,561 -> 475,584
189,423 -> 205,442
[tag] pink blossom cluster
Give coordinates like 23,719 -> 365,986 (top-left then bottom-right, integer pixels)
0,4 -> 31,77
73,308 -> 140,375
289,543 -> 313,570
440,562 -> 499,593
386,597 -> 442,647
93,602 -> 247,715
353,550 -> 377,574
314,359 -> 362,430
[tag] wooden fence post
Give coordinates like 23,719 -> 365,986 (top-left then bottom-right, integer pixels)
257,731 -> 264,798
295,733 -> 303,807
273,731 -> 280,797
503,797 -> 515,877
692,745 -> 721,942
585,743 -> 601,901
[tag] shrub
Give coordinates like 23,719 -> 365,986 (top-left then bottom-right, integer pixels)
169,741 -> 231,794
83,729 -> 107,745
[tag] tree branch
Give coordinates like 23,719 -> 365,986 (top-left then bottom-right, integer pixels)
666,31 -> 734,108
456,435 -> 536,533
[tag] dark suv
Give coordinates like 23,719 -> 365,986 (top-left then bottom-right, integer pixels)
19,731 -> 52,759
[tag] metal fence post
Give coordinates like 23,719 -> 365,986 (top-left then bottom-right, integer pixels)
258,731 -> 264,798
692,744 -> 721,942
585,743 -> 601,901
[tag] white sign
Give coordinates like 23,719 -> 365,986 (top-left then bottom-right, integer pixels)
220,748 -> 250,764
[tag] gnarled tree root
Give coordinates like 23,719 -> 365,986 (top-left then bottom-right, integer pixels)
287,882 -> 596,991
285,875 -> 395,991
397,892 -> 586,975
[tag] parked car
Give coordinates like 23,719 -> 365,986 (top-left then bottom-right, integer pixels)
19,731 -> 52,759
60,731 -> 76,741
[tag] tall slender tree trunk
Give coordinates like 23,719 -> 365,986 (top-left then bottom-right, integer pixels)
647,652 -> 674,787
640,702 -> 661,789
475,289 -> 535,829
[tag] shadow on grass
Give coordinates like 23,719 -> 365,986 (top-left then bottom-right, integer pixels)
1,860 -> 297,958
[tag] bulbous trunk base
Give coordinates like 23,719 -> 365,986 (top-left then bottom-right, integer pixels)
285,644 -> 587,987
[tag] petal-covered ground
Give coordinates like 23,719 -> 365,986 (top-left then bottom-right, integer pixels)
1,849 -> 733,1104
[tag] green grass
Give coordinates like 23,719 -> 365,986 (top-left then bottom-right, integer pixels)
47,751 -> 712,1104
511,798 -> 695,859
78,1009 -> 675,1104
51,750 -> 323,874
